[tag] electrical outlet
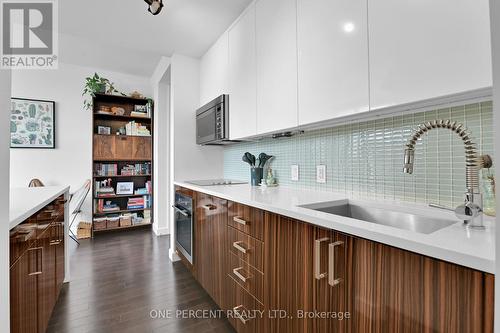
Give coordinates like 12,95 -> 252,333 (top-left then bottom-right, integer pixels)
316,165 -> 326,183
291,165 -> 299,181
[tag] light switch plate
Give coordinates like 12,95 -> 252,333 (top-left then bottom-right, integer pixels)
316,165 -> 326,183
291,165 -> 299,181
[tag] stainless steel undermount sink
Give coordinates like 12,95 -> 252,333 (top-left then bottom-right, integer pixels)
299,201 -> 457,234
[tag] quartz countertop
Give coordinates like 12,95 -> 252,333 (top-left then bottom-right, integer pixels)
10,186 -> 70,229
174,181 -> 495,274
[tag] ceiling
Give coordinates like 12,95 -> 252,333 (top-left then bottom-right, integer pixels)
59,0 -> 252,76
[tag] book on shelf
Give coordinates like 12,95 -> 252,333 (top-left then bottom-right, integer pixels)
135,181 -> 152,195
120,162 -> 151,176
133,104 -> 152,118
130,111 -> 149,118
94,181 -> 115,197
125,121 -> 151,136
142,209 -> 151,224
127,197 -> 145,209
94,163 -> 118,176
96,199 -> 120,213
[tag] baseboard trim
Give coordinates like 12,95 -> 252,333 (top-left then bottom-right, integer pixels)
152,224 -> 169,236
169,248 -> 180,262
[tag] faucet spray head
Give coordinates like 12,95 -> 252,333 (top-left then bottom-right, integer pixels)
403,149 -> 414,174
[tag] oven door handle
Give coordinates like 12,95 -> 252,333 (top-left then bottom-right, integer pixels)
172,205 -> 190,217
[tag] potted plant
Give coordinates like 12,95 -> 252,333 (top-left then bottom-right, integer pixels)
82,73 -> 124,110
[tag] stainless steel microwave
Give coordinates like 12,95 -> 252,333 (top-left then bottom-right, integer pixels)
196,95 -> 236,145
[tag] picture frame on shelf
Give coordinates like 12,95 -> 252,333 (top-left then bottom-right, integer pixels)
116,182 -> 134,195
10,98 -> 56,149
97,126 -> 111,135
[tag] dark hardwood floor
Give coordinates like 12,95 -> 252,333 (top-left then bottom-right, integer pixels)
47,229 -> 234,333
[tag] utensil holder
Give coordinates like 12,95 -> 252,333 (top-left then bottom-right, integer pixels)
250,167 -> 263,186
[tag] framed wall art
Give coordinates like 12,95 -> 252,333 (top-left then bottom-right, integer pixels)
10,98 -> 56,149
116,182 -> 134,195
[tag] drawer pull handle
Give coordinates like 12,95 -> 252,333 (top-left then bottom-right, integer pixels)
202,204 -> 216,211
328,241 -> 344,287
233,241 -> 248,254
233,305 -> 249,325
233,267 -> 250,283
314,237 -> 329,280
233,216 -> 248,226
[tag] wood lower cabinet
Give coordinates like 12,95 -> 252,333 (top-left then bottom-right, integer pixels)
179,187 -> 494,333
348,237 -> 494,332
194,193 -> 227,308
226,275 -> 264,333
228,201 -> 264,241
54,221 -> 65,297
37,227 -> 56,333
10,196 -> 66,333
10,244 -> 39,333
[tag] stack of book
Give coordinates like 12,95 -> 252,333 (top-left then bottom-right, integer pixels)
94,182 -> 115,197
97,199 -> 120,213
120,163 -> 151,176
127,197 -> 145,210
94,163 -> 118,176
134,182 -> 152,195
142,210 -> 151,224
130,104 -> 149,118
125,121 -> 150,136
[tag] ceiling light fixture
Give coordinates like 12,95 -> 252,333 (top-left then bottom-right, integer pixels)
144,0 -> 164,15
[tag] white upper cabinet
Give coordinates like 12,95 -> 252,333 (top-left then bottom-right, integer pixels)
256,0 -> 298,135
228,4 -> 257,140
368,0 -> 492,110
297,0 -> 369,125
199,32 -> 229,106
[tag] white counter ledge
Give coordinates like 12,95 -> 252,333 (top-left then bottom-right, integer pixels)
10,186 -> 70,229
174,181 -> 495,274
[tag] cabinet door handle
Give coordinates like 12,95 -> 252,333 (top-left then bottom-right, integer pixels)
314,237 -> 329,280
328,241 -> 344,287
202,204 -> 216,211
233,216 -> 248,226
233,241 -> 248,254
233,305 -> 249,325
233,267 -> 251,283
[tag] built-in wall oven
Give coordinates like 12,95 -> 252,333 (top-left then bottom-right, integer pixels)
173,192 -> 193,264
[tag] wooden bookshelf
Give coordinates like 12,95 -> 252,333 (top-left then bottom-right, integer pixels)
93,222 -> 152,233
94,208 -> 151,216
92,94 -> 153,236
94,193 -> 150,199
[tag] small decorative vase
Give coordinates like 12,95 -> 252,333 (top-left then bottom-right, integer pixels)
250,167 -> 263,186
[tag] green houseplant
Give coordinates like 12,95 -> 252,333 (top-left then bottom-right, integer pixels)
82,73 -> 125,110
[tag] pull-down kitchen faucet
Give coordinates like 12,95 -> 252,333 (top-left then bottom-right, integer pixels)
403,119 -> 492,229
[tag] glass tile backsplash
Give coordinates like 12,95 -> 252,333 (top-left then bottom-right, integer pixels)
224,102 -> 494,207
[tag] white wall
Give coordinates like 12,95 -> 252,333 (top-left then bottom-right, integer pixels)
171,54 -> 224,181
10,62 -> 151,224
151,56 -> 172,236
168,54 -> 224,261
490,0 -> 500,331
1,69 -> 11,333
